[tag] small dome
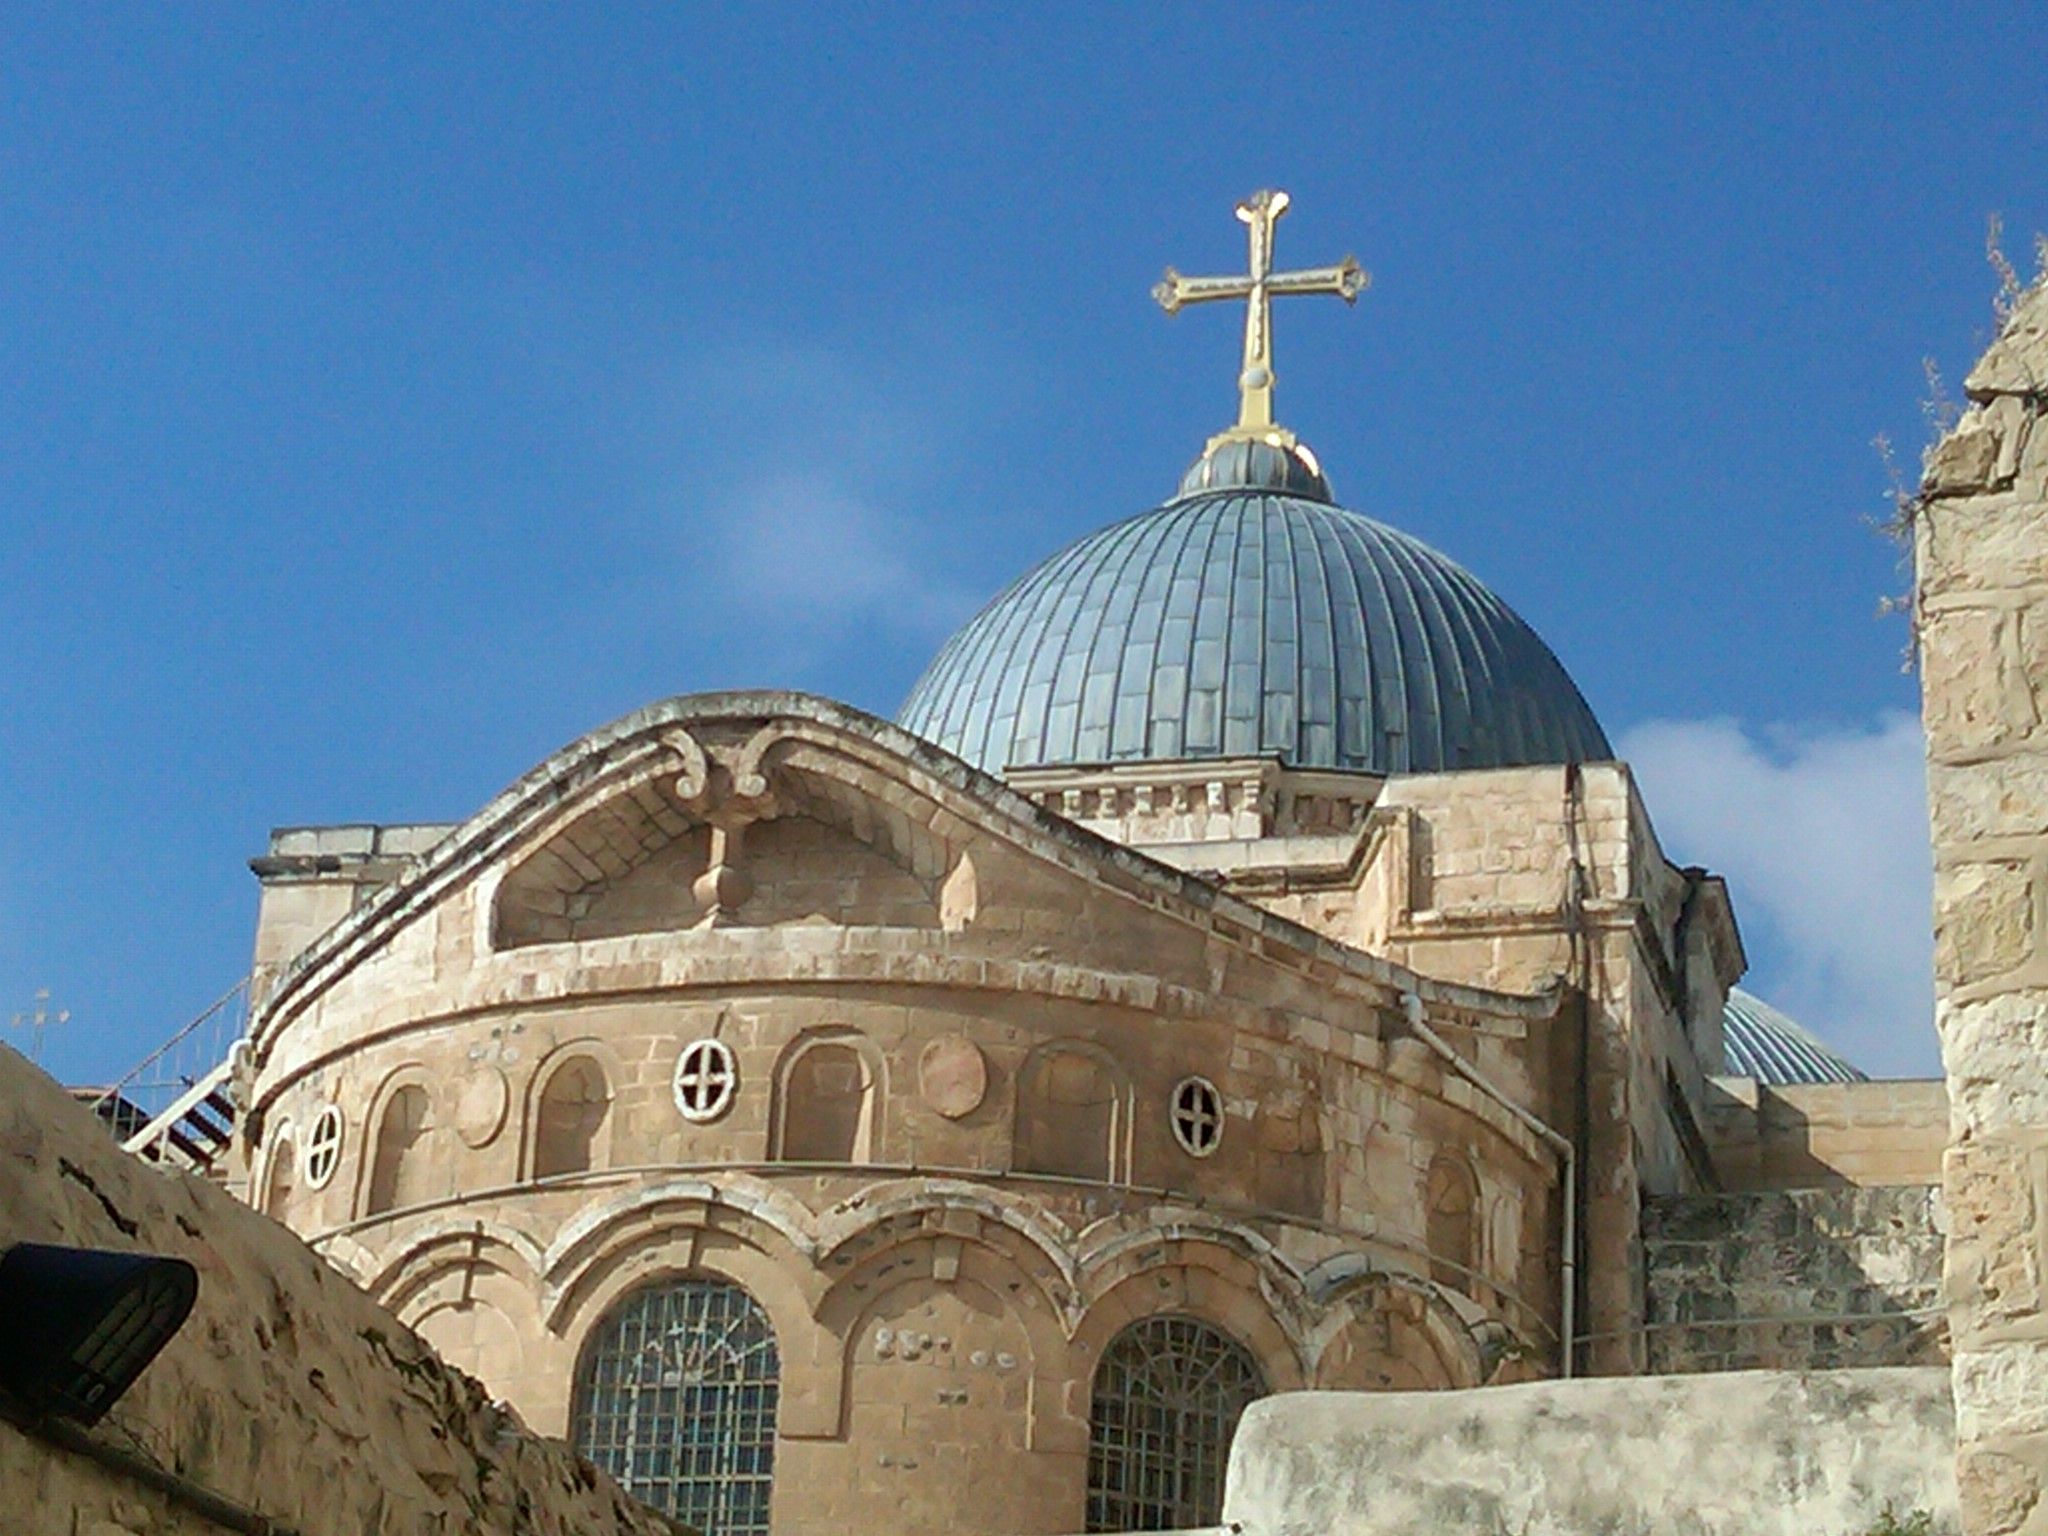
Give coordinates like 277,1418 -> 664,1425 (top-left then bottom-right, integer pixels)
1177,435 -> 1335,502
1720,989 -> 1868,1085
898,443 -> 1610,777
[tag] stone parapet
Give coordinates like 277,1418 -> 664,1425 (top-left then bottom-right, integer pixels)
1221,1368 -> 1957,1536
1704,1076 -> 1949,1189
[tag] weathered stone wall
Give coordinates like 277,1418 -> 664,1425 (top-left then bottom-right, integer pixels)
1220,1368 -> 1958,1536
1919,279 -> 2048,1536
1643,1186 -> 1947,1372
0,1044 -> 681,1536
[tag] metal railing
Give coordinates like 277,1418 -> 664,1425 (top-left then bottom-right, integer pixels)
86,977 -> 251,1166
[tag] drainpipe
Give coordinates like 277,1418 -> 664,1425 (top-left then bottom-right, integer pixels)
1401,989 -> 1578,1379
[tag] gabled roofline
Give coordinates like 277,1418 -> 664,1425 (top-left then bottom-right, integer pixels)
251,691 -> 1562,1060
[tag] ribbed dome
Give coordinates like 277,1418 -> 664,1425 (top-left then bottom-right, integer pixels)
898,448 -> 1610,777
1721,988 -> 1867,1085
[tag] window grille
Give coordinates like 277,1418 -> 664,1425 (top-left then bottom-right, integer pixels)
572,1278 -> 779,1536
1169,1077 -> 1223,1156
674,1038 -> 738,1122
303,1104 -> 342,1189
1086,1314 -> 1266,1532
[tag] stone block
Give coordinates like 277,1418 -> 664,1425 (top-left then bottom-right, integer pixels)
1955,1341 -> 2048,1442
1929,757 -> 2048,840
1957,1440 -> 2046,1536
1936,860 -> 2037,988
1945,994 -> 2048,1134
1924,607 -> 2027,756
1920,493 -> 2048,598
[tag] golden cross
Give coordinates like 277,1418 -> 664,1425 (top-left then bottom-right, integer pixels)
1154,189 -> 1368,438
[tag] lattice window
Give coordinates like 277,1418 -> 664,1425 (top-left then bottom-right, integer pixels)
1086,1314 -> 1267,1532
573,1278 -> 780,1536
1170,1076 -> 1223,1156
303,1104 -> 342,1190
674,1038 -> 738,1122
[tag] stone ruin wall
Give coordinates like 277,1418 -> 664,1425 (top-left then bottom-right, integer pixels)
1642,1185 -> 1947,1374
0,1043 -> 682,1536
1919,279 -> 2048,1536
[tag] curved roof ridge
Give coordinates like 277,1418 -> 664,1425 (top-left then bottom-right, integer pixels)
248,691 -> 1566,1058
899,489 -> 1610,777
1721,987 -> 1868,1085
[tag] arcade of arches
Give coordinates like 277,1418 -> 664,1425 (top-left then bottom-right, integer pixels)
241,698 -> 1597,1534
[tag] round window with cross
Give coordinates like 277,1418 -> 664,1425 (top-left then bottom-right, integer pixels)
1170,1076 -> 1223,1157
303,1103 -> 344,1189
673,1038 -> 738,1123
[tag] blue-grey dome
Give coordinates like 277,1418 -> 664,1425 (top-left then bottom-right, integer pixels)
1720,988 -> 1867,1085
898,442 -> 1610,777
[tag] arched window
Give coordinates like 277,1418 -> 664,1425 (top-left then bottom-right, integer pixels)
264,1134 -> 296,1217
1426,1154 -> 1479,1292
1087,1314 -> 1266,1532
534,1057 -> 610,1179
1015,1044 -> 1126,1183
776,1039 -> 874,1163
572,1278 -> 780,1535
365,1083 -> 431,1218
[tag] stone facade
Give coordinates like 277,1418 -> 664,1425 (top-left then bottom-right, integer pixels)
231,692 -> 1773,1535
1024,755 -> 1749,1374
1643,1186 -> 1947,1373
1921,279 -> 2048,1536
0,1043 -> 682,1536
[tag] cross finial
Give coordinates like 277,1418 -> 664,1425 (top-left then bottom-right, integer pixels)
1153,189 -> 1368,444
10,987 -> 70,1066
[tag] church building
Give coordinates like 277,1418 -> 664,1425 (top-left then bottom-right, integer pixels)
210,192 -> 1941,1536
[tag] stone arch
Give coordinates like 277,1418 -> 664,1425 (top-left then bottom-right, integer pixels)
770,1028 -> 884,1164
1306,1271 -> 1487,1391
365,1219 -> 547,1320
526,1045 -> 617,1179
541,1178 -> 823,1343
360,1068 -> 436,1220
1077,1212 -> 1314,1353
262,1121 -> 296,1217
1073,1245 -> 1307,1398
491,757 -> 710,948
1013,1040 -> 1133,1184
1426,1151 -> 1481,1294
816,1218 -> 1078,1458
813,1177 -> 1083,1307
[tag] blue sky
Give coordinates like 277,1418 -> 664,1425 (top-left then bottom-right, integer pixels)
4,5 -> 2042,1085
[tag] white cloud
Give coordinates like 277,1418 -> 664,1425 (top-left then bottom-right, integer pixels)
653,343 -> 980,647
716,467 -> 967,633
1617,711 -> 1939,1079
